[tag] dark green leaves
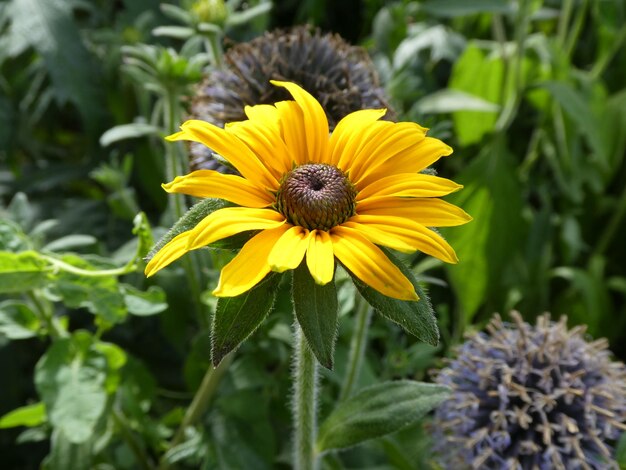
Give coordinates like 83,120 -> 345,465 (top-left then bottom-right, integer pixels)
211,274 -> 281,366
351,249 -> 439,347
10,0 -> 107,135
316,381 -> 450,452
292,263 -> 338,369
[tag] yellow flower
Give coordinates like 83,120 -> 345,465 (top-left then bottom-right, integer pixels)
145,81 -> 471,301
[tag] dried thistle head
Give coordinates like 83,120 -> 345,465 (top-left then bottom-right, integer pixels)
432,312 -> 626,470
189,25 -> 394,171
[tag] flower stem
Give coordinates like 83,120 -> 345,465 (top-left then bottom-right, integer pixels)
339,295 -> 372,401
160,353 -> 234,469
292,325 -> 319,470
162,87 -> 209,329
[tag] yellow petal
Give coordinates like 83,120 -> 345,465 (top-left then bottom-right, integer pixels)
306,230 -> 335,285
357,136 -> 452,188
267,225 -> 310,272
166,120 -> 277,189
349,122 -> 427,185
275,100 -> 307,166
357,198 -> 472,227
330,226 -> 418,301
357,173 -> 463,201
336,120 -> 394,171
244,104 -> 280,122
225,118 -> 292,182
187,207 -> 285,250
213,225 -> 290,297
162,170 -> 273,207
144,231 -> 191,277
271,80 -> 330,164
328,109 -> 387,167
345,215 -> 459,263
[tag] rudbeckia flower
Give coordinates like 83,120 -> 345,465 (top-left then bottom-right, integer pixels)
145,81 -> 470,301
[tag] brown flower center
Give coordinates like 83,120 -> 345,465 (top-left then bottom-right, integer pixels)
275,163 -> 357,231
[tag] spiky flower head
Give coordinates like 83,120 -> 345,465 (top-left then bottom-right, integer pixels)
189,26 -> 394,171
432,312 -> 626,470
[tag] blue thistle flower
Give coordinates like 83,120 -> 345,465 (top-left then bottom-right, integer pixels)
433,312 -> 626,470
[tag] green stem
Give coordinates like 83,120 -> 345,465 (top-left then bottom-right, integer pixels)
27,291 -> 65,339
163,89 -> 187,223
339,295 -> 371,401
41,254 -> 136,278
590,26 -> 626,80
594,183 -> 626,258
495,0 -> 531,132
205,32 -> 223,68
162,87 -> 209,328
564,0 -> 588,60
557,0 -> 574,48
159,353 -> 234,470
112,409 -> 154,470
292,325 -> 319,470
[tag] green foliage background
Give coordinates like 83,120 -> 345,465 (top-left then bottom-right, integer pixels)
1,0 -> 626,468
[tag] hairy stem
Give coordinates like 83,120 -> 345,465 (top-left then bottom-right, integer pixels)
292,325 -> 319,470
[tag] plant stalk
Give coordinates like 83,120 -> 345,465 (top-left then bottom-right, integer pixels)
339,295 -> 372,401
160,353 -> 234,469
162,86 -> 209,328
292,325 -> 319,470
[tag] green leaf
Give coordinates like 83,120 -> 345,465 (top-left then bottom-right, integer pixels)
292,263 -> 338,369
316,380 -> 450,451
35,335 -> 108,444
99,123 -> 160,147
226,2 -> 272,27
449,43 -> 504,145
211,273 -> 281,366
0,402 -> 46,428
122,284 -> 168,316
421,0 -> 514,17
10,0 -> 106,135
152,26 -> 194,39
0,250 -> 49,293
351,249 -> 439,347
0,301 -> 41,339
42,235 -> 97,252
414,89 -> 500,114
147,198 -> 230,262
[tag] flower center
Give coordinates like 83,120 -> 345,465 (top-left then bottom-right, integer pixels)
275,163 -> 357,231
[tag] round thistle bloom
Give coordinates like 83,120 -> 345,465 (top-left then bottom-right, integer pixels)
432,312 -> 626,470
189,26 -> 394,171
145,81 -> 470,300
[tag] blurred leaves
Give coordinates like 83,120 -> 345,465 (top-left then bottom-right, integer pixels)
8,0 -> 107,135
